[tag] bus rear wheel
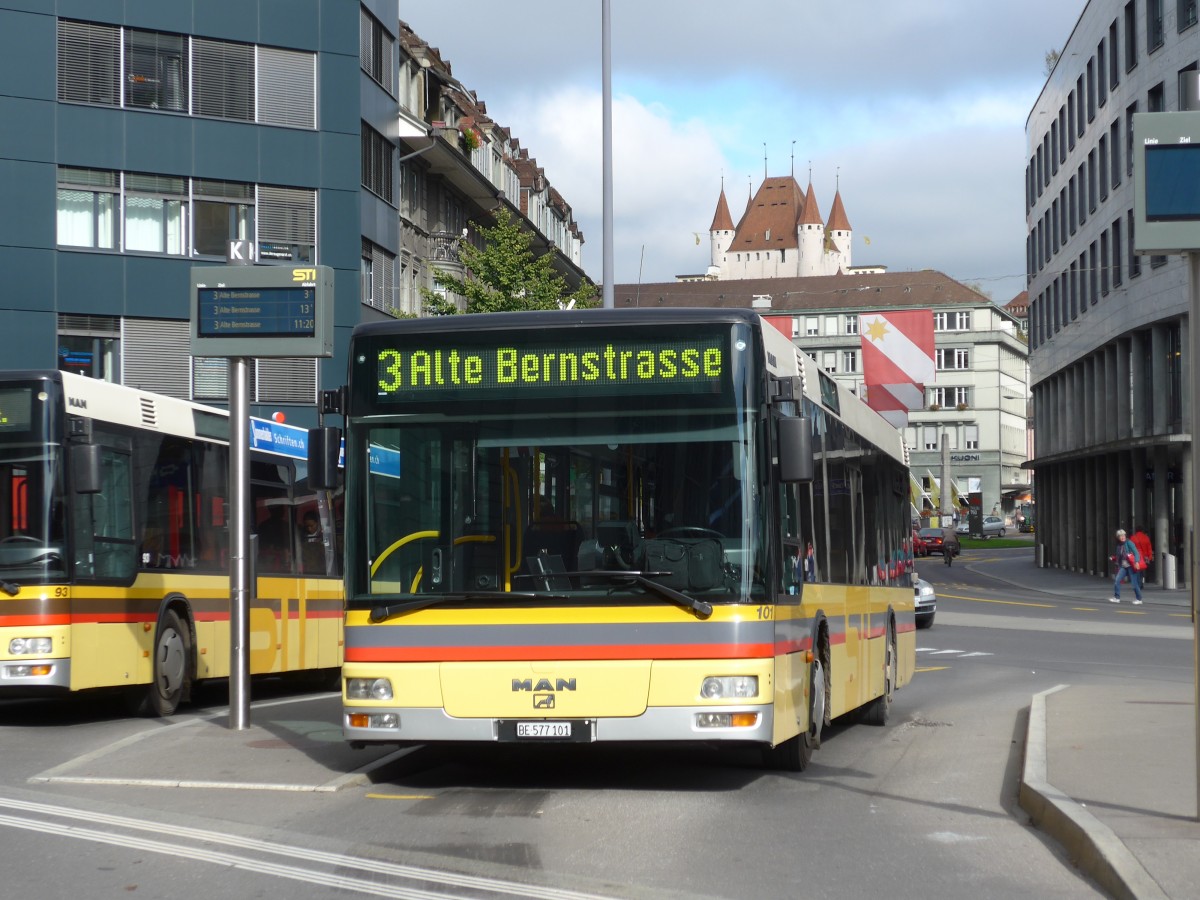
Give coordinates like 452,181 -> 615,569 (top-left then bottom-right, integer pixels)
129,609 -> 192,717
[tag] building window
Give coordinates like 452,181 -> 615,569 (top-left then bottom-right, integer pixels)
362,123 -> 395,203
964,425 -> 979,450
1111,121 -> 1121,186
124,173 -> 187,255
824,317 -> 838,336
361,239 -> 396,313
359,7 -> 395,94
790,317 -> 800,338
821,352 -> 836,373
258,185 -> 316,263
56,19 -> 315,129
1098,39 -> 1107,107
192,38 -> 254,120
930,386 -> 969,408
923,427 -> 939,451
805,317 -> 819,336
1125,2 -> 1138,72
257,46 -> 316,129
1183,0 -> 1199,32
1101,231 -> 1110,295
192,180 -> 254,258
936,348 -> 970,370
1099,135 -> 1109,201
56,20 -> 119,105
1112,217 -> 1123,286
842,350 -> 858,373
934,311 -> 971,332
56,168 -> 118,250
1126,102 -> 1137,177
58,313 -> 120,382
1110,20 -> 1121,88
125,29 -> 187,112
844,315 -> 859,335
1148,0 -> 1165,52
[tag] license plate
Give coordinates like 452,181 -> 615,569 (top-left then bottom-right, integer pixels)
516,721 -> 572,738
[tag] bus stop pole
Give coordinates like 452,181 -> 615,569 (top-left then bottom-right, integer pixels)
1189,252 -> 1200,820
229,357 -> 251,729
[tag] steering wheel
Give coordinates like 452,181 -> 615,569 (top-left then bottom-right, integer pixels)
657,526 -> 723,541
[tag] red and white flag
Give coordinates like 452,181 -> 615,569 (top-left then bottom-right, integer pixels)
859,309 -> 935,428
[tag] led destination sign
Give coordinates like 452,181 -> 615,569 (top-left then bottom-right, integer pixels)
197,286 -> 316,338
374,338 -> 727,398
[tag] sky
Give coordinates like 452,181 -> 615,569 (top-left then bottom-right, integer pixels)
399,1 -> 1087,304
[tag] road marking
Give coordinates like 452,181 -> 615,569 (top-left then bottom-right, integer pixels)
366,793 -> 435,801
939,593 -> 1055,608
958,652 -> 994,657
0,795 -> 616,899
1115,610 -> 1147,616
1071,607 -> 1099,612
916,666 -> 949,672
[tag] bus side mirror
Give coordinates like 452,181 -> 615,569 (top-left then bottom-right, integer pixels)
778,416 -> 814,483
73,444 -> 103,494
308,427 -> 341,491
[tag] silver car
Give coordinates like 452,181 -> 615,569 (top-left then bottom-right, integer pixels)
956,515 -> 1007,538
913,577 -> 936,629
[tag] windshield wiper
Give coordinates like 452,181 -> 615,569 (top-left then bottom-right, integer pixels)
368,590 -> 567,624
571,570 -> 713,619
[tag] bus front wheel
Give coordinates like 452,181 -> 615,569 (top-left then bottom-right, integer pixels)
861,623 -> 896,727
762,656 -> 824,772
130,609 -> 192,717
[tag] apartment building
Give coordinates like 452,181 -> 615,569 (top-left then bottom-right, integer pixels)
1026,0 -> 1198,584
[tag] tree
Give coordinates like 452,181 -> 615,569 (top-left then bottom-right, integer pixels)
1044,49 -> 1060,77
422,206 -> 597,315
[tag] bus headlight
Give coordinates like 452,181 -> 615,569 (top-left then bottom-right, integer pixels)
348,712 -> 400,729
696,712 -> 759,728
9,637 -> 52,655
345,677 -> 393,701
700,675 -> 758,699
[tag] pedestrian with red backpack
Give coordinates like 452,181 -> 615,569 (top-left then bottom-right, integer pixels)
1110,528 -> 1143,605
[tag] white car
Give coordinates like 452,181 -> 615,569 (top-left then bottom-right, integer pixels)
913,577 -> 936,629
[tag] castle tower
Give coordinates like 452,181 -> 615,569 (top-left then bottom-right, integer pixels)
708,183 -> 735,276
796,181 -> 825,277
824,188 -> 852,274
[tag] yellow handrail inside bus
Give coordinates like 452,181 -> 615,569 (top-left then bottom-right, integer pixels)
370,530 -> 496,578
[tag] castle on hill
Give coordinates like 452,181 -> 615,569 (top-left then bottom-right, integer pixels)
703,176 -> 852,280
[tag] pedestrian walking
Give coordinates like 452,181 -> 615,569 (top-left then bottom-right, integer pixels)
1110,528 -> 1143,604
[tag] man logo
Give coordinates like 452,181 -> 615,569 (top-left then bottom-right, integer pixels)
512,677 -> 576,692
292,268 -> 317,283
533,694 -> 555,709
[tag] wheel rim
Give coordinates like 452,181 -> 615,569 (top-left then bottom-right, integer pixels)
156,626 -> 185,698
884,633 -> 896,707
811,658 -> 825,743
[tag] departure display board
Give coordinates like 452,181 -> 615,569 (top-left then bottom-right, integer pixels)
190,265 -> 333,358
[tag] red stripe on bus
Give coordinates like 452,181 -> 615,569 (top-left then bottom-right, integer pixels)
4,615 -> 71,627
345,642 -> 777,663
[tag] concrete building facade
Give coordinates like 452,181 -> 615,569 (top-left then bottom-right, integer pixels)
1026,0 -> 1198,585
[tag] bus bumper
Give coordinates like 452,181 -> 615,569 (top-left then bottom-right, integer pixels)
0,657 -> 71,689
343,703 -> 775,745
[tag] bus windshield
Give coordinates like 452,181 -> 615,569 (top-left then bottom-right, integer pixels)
0,443 -> 67,580
358,406 -> 764,607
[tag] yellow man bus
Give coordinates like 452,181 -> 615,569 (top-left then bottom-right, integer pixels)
0,370 -> 343,715
313,308 -> 914,769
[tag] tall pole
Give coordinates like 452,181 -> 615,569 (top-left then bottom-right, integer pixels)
601,0 -> 614,308
941,432 -> 952,523
1189,252 -> 1200,819
228,357 -> 251,729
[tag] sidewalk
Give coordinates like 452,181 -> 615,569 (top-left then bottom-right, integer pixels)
973,548 -> 1200,899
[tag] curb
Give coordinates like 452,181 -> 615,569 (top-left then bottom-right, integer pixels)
1018,685 -> 1167,900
